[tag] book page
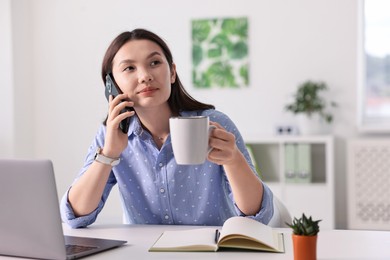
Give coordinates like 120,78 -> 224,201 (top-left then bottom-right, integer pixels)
218,216 -> 284,252
149,228 -> 218,252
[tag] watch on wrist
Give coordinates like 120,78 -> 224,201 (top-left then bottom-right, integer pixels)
94,147 -> 120,166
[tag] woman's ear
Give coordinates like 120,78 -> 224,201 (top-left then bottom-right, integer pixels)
171,63 -> 177,84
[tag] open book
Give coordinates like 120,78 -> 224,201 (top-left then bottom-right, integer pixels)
149,216 -> 284,253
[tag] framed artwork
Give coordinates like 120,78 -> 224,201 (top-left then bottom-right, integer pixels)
192,17 -> 249,88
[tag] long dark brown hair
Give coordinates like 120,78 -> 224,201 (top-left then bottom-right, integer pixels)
101,28 -> 215,118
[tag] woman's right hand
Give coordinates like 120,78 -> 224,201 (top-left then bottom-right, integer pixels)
103,93 -> 135,158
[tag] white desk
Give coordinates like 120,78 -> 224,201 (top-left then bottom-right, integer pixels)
68,224 -> 390,259
2,224 -> 390,259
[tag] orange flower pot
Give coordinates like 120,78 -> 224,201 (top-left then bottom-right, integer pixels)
292,234 -> 318,260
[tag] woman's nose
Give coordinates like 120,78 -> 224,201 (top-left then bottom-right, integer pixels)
138,69 -> 153,84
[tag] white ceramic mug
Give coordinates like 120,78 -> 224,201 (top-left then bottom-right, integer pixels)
169,116 -> 215,165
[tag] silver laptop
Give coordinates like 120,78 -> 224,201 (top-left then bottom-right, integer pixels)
0,159 -> 126,260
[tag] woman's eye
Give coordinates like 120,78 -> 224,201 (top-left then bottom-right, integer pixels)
151,60 -> 161,66
123,66 -> 135,72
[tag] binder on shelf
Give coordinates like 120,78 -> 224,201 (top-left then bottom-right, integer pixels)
284,143 -> 296,182
296,143 -> 312,183
284,143 -> 312,183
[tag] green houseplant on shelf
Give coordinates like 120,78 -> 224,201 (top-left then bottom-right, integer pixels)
285,80 -> 337,134
286,214 -> 322,260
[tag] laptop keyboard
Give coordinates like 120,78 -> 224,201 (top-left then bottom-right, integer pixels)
66,244 -> 98,255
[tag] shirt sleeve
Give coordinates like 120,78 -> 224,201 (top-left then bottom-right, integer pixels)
60,187 -> 105,228
234,182 -> 274,224
60,125 -> 117,228
204,109 -> 275,224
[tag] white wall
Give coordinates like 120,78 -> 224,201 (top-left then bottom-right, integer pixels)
0,0 -> 14,157
5,0 -> 360,228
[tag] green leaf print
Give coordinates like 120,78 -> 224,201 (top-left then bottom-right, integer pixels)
206,61 -> 237,87
192,44 -> 203,67
240,64 -> 249,86
191,17 -> 249,88
192,20 -> 211,43
221,18 -> 248,38
210,33 -> 233,50
228,41 -> 248,59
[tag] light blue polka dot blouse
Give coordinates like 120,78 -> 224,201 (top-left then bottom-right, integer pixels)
60,109 -> 274,228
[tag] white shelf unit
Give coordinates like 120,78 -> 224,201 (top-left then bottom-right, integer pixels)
245,135 -> 335,229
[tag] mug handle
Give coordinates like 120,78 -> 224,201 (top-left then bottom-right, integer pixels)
207,125 -> 217,154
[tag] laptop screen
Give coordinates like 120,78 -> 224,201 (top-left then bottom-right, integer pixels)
0,159 -> 126,259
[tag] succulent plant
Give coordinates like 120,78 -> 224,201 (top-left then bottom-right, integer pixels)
286,213 -> 321,236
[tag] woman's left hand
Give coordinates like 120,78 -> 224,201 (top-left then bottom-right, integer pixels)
207,121 -> 240,166
208,121 -> 263,215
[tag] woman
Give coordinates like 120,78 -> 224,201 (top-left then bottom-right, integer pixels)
60,28 -> 274,228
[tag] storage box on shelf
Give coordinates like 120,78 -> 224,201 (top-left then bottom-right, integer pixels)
245,135 -> 335,229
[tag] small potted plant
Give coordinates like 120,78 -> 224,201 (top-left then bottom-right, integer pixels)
285,80 -> 337,134
286,213 -> 321,260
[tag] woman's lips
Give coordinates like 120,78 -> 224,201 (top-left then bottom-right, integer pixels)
138,87 -> 158,95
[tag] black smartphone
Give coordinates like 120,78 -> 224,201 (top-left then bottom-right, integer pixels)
105,73 -> 132,134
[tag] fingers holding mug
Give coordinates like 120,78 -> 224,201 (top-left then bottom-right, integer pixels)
208,122 -> 237,164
